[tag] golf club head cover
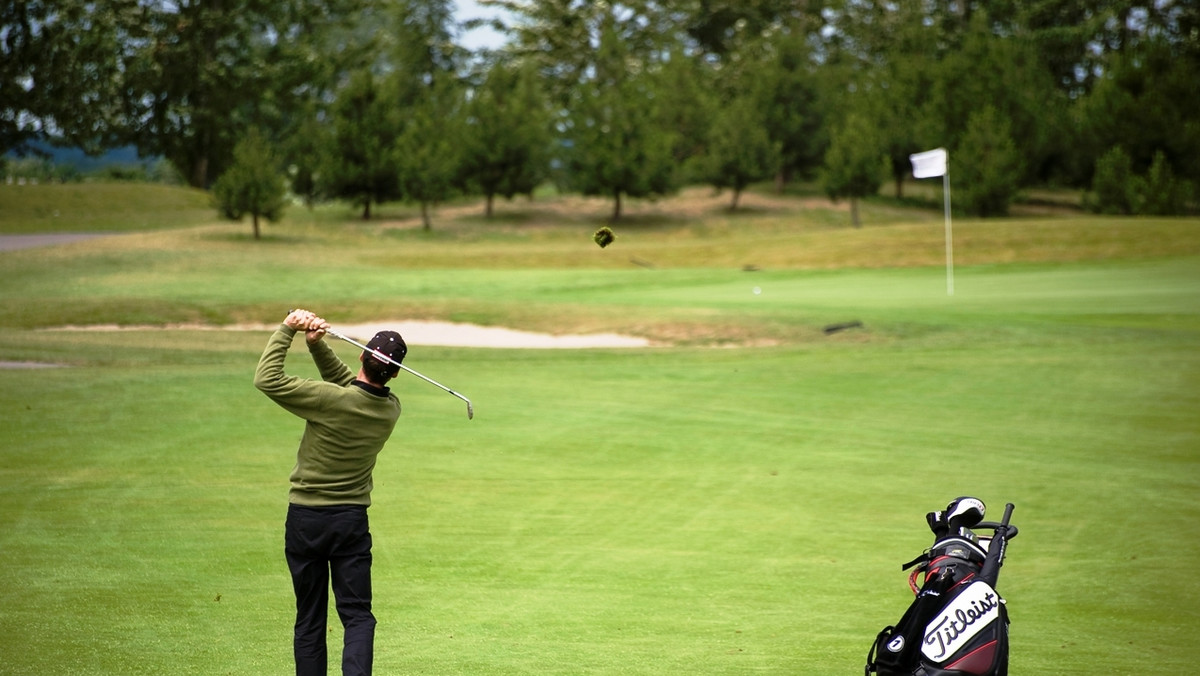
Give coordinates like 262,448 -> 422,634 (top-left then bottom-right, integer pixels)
926,511 -> 948,538
945,496 -> 986,533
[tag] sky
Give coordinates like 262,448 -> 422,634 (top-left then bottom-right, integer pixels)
455,0 -> 508,51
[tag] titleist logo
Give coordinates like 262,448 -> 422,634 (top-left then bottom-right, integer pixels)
922,581 -> 1001,662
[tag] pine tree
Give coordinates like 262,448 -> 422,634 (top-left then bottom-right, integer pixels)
320,70 -> 402,220
564,17 -> 676,220
956,106 -> 1022,217
821,112 -> 886,227
461,62 -> 551,218
705,95 -> 775,210
211,129 -> 287,240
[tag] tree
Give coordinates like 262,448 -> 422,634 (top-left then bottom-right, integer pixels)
1077,37 -> 1200,193
320,70 -> 403,219
2,0 -> 376,187
746,29 -> 829,190
1018,0 -> 1113,97
1018,0 -> 1199,98
563,16 -> 676,220
486,1 -> 684,221
282,111 -> 329,210
461,62 -> 551,218
678,0 -> 821,59
0,0 -> 135,155
921,13 -> 1065,186
955,106 -> 1022,217
395,80 -> 464,230
373,0 -> 470,230
846,3 -> 942,198
652,48 -> 716,183
387,0 -> 464,102
119,0 -> 371,188
821,111 -> 886,228
1088,146 -> 1195,217
485,0 -> 674,108
211,129 -> 287,240
704,95 -> 774,210
824,3 -> 1068,189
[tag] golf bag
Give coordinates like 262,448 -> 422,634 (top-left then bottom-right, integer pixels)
865,498 -> 1018,676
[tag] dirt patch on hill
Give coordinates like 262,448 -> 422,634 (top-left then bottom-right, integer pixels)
0,233 -> 111,251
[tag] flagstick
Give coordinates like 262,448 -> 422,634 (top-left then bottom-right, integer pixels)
909,147 -> 955,297
944,170 -> 954,296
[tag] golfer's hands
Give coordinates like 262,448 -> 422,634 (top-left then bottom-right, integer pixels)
284,309 -> 329,344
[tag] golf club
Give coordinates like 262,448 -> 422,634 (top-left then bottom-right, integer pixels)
322,324 -> 474,420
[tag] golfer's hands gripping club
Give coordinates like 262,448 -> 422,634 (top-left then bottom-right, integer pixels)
285,309 -> 329,345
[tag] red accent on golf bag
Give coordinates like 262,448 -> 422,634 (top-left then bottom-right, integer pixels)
946,639 -> 999,672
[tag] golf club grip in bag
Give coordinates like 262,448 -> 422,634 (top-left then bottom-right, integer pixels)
865,501 -> 1016,676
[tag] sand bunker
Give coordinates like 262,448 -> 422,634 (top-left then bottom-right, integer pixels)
331,321 -> 651,349
43,320 -> 652,349
0,361 -> 65,369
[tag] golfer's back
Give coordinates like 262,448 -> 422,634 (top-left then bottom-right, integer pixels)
288,381 -> 401,507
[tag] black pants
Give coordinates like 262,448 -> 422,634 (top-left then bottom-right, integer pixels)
285,504 -> 375,676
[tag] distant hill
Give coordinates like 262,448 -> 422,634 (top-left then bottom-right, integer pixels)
6,143 -> 158,172
0,181 -> 214,234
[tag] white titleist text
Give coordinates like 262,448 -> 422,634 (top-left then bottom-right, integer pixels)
922,581 -> 1001,661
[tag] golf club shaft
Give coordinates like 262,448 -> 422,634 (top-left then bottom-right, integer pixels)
325,327 -> 474,420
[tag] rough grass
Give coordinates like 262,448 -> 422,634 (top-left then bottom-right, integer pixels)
2,183 -> 1198,339
0,181 -> 214,233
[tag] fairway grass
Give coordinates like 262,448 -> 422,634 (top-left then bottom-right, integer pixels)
1,185 -> 1198,674
2,265 -> 1198,674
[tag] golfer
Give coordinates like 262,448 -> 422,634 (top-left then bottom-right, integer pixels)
254,309 -> 406,676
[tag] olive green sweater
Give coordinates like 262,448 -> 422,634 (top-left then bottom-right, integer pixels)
254,325 -> 401,506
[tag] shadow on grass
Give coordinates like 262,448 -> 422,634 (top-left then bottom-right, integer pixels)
202,232 -> 310,245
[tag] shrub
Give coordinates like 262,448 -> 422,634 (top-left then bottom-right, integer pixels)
1089,146 -> 1143,215
1141,151 -> 1192,215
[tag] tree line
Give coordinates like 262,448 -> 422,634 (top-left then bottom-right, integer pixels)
3,0 -> 1198,233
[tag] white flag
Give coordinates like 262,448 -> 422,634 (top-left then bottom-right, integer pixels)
910,148 -> 948,179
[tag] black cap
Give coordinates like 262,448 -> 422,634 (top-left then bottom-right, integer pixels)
364,330 -> 407,366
